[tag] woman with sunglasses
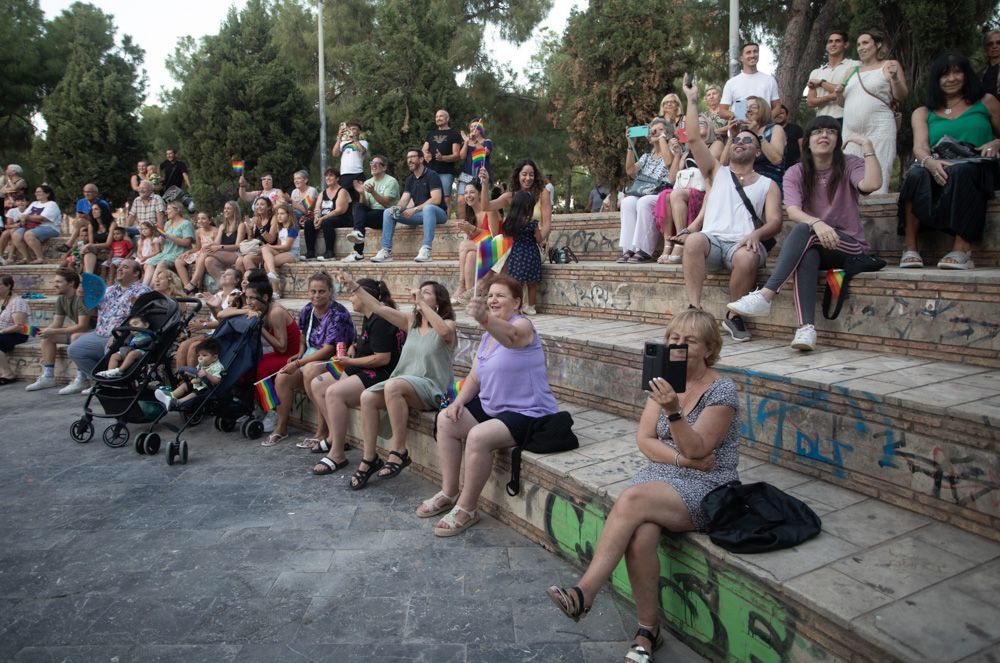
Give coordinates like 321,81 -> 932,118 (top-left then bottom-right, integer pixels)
726,118 -> 882,351
345,156 -> 400,263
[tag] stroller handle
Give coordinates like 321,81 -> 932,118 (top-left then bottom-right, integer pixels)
175,297 -> 204,327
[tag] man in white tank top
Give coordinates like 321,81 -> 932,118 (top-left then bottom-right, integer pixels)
678,79 -> 783,342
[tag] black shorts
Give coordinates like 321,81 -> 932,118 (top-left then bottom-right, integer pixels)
345,365 -> 391,389
0,332 -> 29,353
464,396 -> 535,445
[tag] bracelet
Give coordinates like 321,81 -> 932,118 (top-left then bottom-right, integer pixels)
919,155 -> 934,168
674,452 -> 683,468
862,152 -> 876,158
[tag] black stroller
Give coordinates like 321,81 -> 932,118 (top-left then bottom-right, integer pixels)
133,313 -> 265,464
69,292 -> 201,451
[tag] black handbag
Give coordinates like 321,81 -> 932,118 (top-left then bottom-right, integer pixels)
506,411 -> 578,496
729,169 -> 776,252
547,246 -> 579,264
821,254 -> 887,320
701,480 -> 821,553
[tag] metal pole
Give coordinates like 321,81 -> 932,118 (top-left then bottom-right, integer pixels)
317,0 -> 327,174
729,0 -> 739,78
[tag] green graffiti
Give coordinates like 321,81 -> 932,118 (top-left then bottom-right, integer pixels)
544,490 -> 828,663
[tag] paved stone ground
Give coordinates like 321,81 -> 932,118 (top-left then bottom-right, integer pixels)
0,387 -> 704,662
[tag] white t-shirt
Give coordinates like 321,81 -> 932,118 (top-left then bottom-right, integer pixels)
701,167 -> 772,242
721,71 -> 781,107
278,225 -> 300,259
3,207 -> 22,229
23,200 -> 62,229
338,139 -> 369,175
809,59 -> 859,119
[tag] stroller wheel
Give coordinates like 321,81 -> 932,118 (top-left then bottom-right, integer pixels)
187,412 -> 204,427
134,432 -> 148,455
144,433 -> 161,455
214,416 -> 223,432
166,441 -> 178,466
221,418 -> 237,432
180,440 -> 189,464
70,418 -> 94,444
245,419 -> 264,440
102,423 -> 130,448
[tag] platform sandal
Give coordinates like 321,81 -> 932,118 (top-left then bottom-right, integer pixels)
546,585 -> 590,622
378,449 -> 411,479
349,456 -> 384,490
433,505 -> 479,537
624,623 -> 664,663
416,491 -> 457,518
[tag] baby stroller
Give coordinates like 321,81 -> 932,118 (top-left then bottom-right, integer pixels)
69,292 -> 201,451
135,314 -> 264,465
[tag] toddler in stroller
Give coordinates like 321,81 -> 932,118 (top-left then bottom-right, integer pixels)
155,337 -> 224,410
95,315 -> 153,378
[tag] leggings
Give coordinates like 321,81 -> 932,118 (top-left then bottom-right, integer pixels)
304,214 -> 352,258
763,223 -> 866,326
351,205 -> 387,254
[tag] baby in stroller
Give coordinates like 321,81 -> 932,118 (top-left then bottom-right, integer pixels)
95,315 -> 153,378
155,338 -> 224,410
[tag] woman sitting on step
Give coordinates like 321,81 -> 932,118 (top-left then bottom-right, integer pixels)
335,272 -> 456,490
546,309 -> 739,663
418,275 -> 559,537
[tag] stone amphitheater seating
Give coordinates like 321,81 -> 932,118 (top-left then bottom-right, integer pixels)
5,195 -> 1000,661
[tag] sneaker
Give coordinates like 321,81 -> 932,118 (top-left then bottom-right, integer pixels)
153,388 -> 176,411
95,368 -> 122,378
267,271 -> 280,281
316,255 -> 329,262
322,253 -> 335,261
342,251 -> 364,263
722,315 -> 751,342
80,386 -> 94,396
304,254 -> 317,262
791,324 -> 817,352
414,245 -> 433,263
522,305 -> 537,316
262,410 -> 277,433
58,376 -> 89,395
346,229 -> 365,243
371,248 -> 393,263
727,289 -> 771,318
25,375 -> 57,392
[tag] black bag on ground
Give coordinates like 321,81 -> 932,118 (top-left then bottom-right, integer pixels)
701,480 -> 821,553
506,411 -> 578,496
821,254 -> 887,320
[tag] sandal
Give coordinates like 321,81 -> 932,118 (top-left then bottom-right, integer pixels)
416,491 -> 457,518
899,250 -> 923,268
433,505 -> 480,537
182,284 -> 198,295
616,251 -> 634,263
377,449 -> 411,479
937,250 -> 974,270
261,432 -> 287,447
624,624 -> 665,663
297,436 -> 322,449
546,585 -> 590,622
627,250 -> 653,264
349,456 -> 384,490
312,456 -> 349,475
310,439 -> 334,453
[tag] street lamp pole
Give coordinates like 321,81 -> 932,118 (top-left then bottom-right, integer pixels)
729,0 -> 739,78
318,0 -> 327,174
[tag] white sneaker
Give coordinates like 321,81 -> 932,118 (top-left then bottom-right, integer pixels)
346,230 -> 365,243
267,271 -> 279,281
522,305 -> 537,316
414,245 -> 433,263
154,388 -> 176,410
58,376 -> 89,395
342,251 -> 364,263
727,289 -> 772,318
371,248 -> 393,263
25,376 -> 57,392
262,410 -> 277,433
95,368 -> 122,379
790,324 -> 817,352
81,386 -> 94,396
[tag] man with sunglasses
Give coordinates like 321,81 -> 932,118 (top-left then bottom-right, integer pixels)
806,30 -> 859,123
981,30 -> 1000,98
345,155 -> 400,262
676,78 -> 782,342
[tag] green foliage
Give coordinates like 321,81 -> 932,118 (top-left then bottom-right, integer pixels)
169,0 -> 319,212
0,0 -> 49,158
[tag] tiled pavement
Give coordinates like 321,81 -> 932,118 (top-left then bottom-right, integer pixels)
0,387 -> 705,663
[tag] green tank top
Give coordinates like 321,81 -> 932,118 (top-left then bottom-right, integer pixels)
928,100 -> 994,147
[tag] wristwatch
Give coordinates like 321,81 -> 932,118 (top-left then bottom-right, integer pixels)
667,410 -> 683,422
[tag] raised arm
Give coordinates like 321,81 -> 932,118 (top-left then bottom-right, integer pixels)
466,297 -> 535,349
336,271 -> 411,331
682,76 -> 721,181
410,288 -> 457,347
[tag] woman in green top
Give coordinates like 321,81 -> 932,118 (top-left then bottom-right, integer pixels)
898,53 -> 1000,270
142,201 -> 195,284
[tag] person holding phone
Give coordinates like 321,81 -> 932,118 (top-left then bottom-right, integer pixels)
619,118 -> 681,264
546,309 -> 739,663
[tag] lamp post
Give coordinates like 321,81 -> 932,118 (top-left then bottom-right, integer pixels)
729,0 -> 739,78
318,0 -> 327,174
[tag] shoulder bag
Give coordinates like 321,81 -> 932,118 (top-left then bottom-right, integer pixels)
853,66 -> 903,131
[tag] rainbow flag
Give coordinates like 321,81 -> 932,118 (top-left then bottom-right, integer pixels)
19,324 -> 39,337
156,227 -> 168,238
302,195 -> 314,212
325,359 -> 345,380
826,269 -> 845,301
255,376 -> 280,412
475,233 -> 514,281
231,160 -> 245,175
471,147 -> 486,170
447,378 -> 464,402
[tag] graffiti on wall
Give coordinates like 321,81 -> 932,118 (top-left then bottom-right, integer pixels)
548,227 -> 618,256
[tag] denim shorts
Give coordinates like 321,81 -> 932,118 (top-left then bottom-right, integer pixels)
16,225 -> 60,243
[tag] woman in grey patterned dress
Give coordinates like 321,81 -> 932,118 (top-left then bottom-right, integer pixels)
547,309 -> 740,663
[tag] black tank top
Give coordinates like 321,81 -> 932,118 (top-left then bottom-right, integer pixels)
220,222 -> 238,245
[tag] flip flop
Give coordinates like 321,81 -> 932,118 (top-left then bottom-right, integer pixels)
297,436 -> 322,449
261,432 -> 287,447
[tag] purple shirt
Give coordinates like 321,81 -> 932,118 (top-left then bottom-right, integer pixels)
476,315 -> 559,418
783,155 -> 869,250
298,301 -> 355,352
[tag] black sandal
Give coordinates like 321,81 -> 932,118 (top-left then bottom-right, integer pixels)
625,624 -> 664,662
349,456 -> 384,490
312,456 -> 349,475
378,449 -> 411,479
546,585 -> 590,622
182,284 -> 198,295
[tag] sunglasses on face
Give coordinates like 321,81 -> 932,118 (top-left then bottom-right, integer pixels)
732,136 -> 756,145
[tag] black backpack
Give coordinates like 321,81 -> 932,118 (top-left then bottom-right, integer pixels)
701,481 -> 822,553
506,411 -> 578,496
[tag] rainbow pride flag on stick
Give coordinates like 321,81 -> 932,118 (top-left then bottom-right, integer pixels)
19,324 -> 39,337
325,359 -> 345,380
471,147 -> 486,171
231,160 -> 245,175
255,376 -> 280,412
446,378 -> 465,402
475,233 -> 514,282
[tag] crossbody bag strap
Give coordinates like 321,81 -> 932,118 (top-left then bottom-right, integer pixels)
855,66 -> 896,109
729,169 -> 763,231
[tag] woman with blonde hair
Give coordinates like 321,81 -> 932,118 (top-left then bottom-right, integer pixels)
657,93 -> 684,125
721,95 -> 786,189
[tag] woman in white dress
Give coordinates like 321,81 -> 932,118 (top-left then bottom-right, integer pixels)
836,29 -> 907,194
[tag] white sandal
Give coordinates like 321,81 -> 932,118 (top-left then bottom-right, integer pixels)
433,505 -> 479,537
416,491 -> 457,518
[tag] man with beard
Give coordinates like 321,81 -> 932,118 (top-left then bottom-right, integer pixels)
372,148 -> 445,264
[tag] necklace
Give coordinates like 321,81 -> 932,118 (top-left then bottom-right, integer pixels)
943,98 -> 963,115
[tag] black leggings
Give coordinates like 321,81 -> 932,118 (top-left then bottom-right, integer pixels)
763,223 -> 866,326
351,205 -> 386,252
304,213 -> 352,258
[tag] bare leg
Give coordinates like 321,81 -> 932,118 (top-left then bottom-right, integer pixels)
728,247 -> 760,301
527,283 -> 537,306
625,522 -> 667,652
299,362 -> 330,438
356,389 -> 387,482
11,231 -> 30,262
174,256 -> 192,289
82,252 -> 99,274
312,375 -> 365,471
903,201 -> 920,252
453,419 -> 515,512
377,378 -> 424,475
433,408 -> 479,499
457,239 -> 475,292
682,232 -> 709,308
23,230 -> 46,262
143,263 -> 156,285
273,367 -> 303,436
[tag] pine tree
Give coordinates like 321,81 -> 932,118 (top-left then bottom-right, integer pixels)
0,0 -> 49,160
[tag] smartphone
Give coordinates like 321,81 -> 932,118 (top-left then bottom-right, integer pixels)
733,98 -> 747,121
641,342 -> 688,394
628,125 -> 650,139
684,72 -> 694,87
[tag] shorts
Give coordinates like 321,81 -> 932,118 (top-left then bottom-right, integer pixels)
0,332 -> 29,353
15,226 -> 60,243
465,395 -> 534,445
118,347 -> 147,361
703,232 -> 767,271
345,364 -> 391,389
437,173 -> 455,200
102,257 -> 125,268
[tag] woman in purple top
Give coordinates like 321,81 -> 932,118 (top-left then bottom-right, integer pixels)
267,272 -> 356,446
725,116 -> 883,351
418,275 -> 559,537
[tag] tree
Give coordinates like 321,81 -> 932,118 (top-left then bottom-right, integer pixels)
169,0 -> 319,212
0,0 -> 49,160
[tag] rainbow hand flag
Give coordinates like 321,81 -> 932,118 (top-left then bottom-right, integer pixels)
255,376 -> 280,412
325,359 -> 345,380
231,160 -> 245,175
19,324 -> 39,337
302,195 -> 314,212
826,269 -> 845,300
475,233 -> 514,281
471,147 -> 486,170
446,378 -> 465,402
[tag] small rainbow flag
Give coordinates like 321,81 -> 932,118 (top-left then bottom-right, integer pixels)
826,269 -> 845,301
325,359 -> 345,380
302,195 -> 314,212
156,227 -> 168,238
471,147 -> 486,169
475,233 -> 514,281
231,160 -> 245,175
19,324 -> 39,337
255,376 -> 280,412
446,378 -> 464,402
